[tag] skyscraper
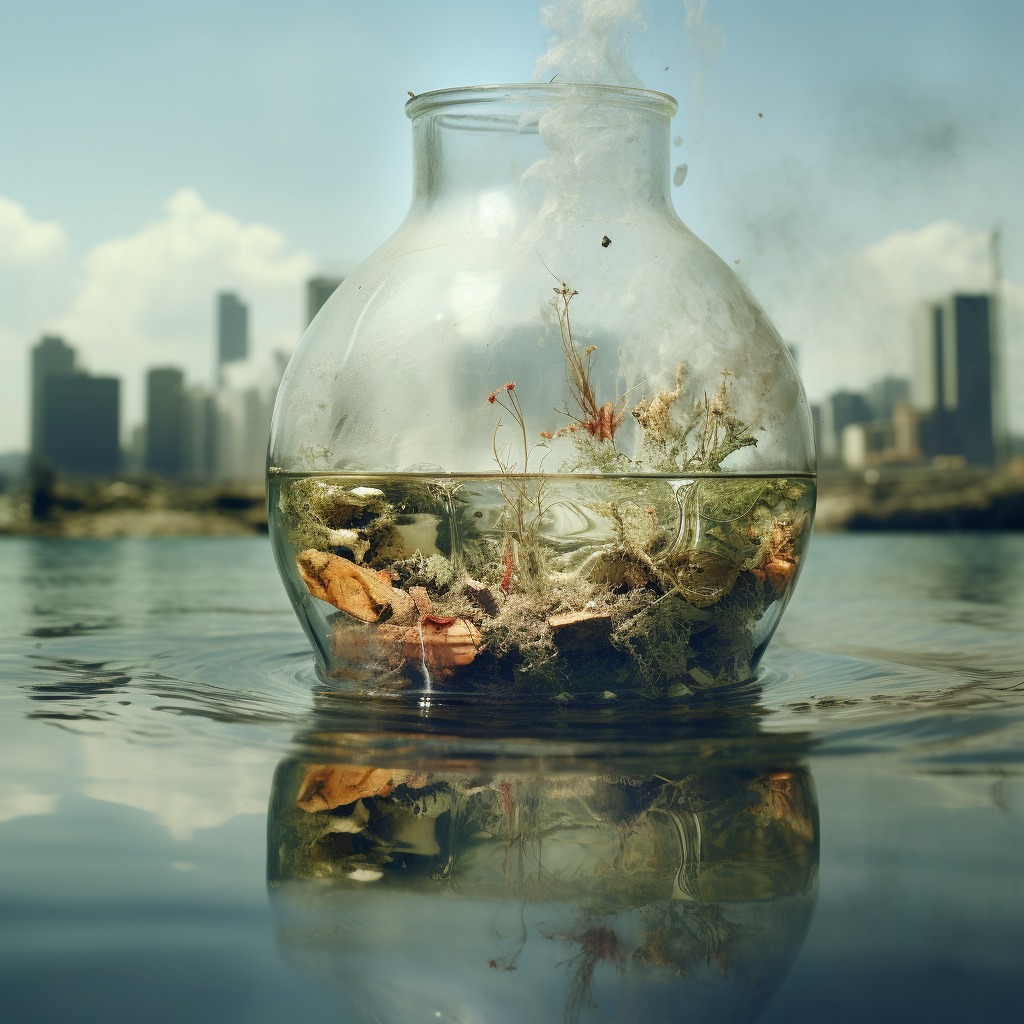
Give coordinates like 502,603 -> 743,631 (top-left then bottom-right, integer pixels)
217,292 -> 248,384
306,276 -> 343,328
30,334 -> 120,476
39,373 -> 120,476
866,376 -> 910,421
912,293 -> 996,465
30,335 -> 75,460
182,384 -> 217,481
144,367 -> 186,478
820,390 -> 872,461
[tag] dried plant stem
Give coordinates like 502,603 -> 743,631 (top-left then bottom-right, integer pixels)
546,283 -> 625,444
488,382 -> 548,586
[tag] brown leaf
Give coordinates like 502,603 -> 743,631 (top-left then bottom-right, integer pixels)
296,549 -> 415,623
296,763 -> 428,812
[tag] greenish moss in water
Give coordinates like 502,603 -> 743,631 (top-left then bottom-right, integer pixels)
268,471 -> 815,699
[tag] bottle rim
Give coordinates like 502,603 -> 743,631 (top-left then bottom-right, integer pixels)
405,83 -> 678,120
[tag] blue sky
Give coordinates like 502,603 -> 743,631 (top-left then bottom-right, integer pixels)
2,0 -> 1022,449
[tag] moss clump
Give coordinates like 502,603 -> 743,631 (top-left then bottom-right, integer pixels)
278,477 -> 398,558
277,473 -> 813,698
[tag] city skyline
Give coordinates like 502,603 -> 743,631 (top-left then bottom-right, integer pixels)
28,300 -> 285,487
23,278 -> 1009,487
1,0 -> 1022,450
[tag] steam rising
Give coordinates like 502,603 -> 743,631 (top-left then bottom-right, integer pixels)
534,0 -> 646,86
683,0 -> 724,142
523,0 -> 661,238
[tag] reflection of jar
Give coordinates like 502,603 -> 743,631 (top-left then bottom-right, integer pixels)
268,84 -> 815,696
268,758 -> 819,1024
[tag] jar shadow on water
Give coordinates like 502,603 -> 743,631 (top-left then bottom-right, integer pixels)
267,701 -> 819,1024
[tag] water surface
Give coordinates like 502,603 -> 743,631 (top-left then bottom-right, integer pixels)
0,534 -> 1021,1022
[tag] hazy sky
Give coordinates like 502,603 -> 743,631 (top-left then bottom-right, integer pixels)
2,0 -> 1022,450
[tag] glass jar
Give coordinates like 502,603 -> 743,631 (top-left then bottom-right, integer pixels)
268,84 -> 815,699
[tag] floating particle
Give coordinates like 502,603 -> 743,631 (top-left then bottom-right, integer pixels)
673,163 -> 688,187
758,112 -> 763,118
673,134 -> 683,147
601,235 -> 611,248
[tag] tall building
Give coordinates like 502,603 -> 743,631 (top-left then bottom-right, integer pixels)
213,353 -> 288,486
30,334 -> 120,476
912,293 -> 996,465
144,367 -> 186,478
866,376 -> 910,421
217,292 -> 248,384
306,276 -> 343,328
39,373 -> 120,476
30,335 -> 76,460
820,390 -> 872,462
182,385 -> 217,481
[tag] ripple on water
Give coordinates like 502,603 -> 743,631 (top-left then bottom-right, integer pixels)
11,625 -> 1023,771
3,534 -> 1022,771
9,629 -> 318,754
760,644 -> 1024,766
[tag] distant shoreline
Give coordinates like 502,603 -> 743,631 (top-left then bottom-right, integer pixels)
0,480 -> 267,538
2,468 -> 1023,538
7,506 -> 268,538
814,466 -> 1024,531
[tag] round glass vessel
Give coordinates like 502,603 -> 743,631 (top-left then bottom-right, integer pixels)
268,84 -> 815,699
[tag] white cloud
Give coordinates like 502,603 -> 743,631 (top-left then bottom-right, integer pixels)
0,190 -> 317,451
58,188 -> 317,432
0,786 -> 59,824
0,196 -> 71,272
0,719 -> 63,824
863,221 -> 995,298
79,734 -> 277,842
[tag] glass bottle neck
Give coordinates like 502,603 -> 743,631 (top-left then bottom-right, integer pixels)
407,85 -> 678,220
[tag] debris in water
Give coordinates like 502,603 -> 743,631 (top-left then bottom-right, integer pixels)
295,763 -> 427,812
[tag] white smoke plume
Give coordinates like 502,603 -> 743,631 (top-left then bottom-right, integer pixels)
682,0 -> 724,142
533,0 -> 646,86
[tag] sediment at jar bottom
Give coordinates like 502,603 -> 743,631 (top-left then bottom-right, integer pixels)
269,473 -> 815,698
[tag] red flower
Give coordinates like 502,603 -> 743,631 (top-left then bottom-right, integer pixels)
487,391 -> 498,404
504,381 -> 516,391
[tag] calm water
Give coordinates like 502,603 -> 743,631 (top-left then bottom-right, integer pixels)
0,533 -> 1021,1023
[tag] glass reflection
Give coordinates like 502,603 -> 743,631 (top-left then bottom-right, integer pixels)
268,727 -> 817,1023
